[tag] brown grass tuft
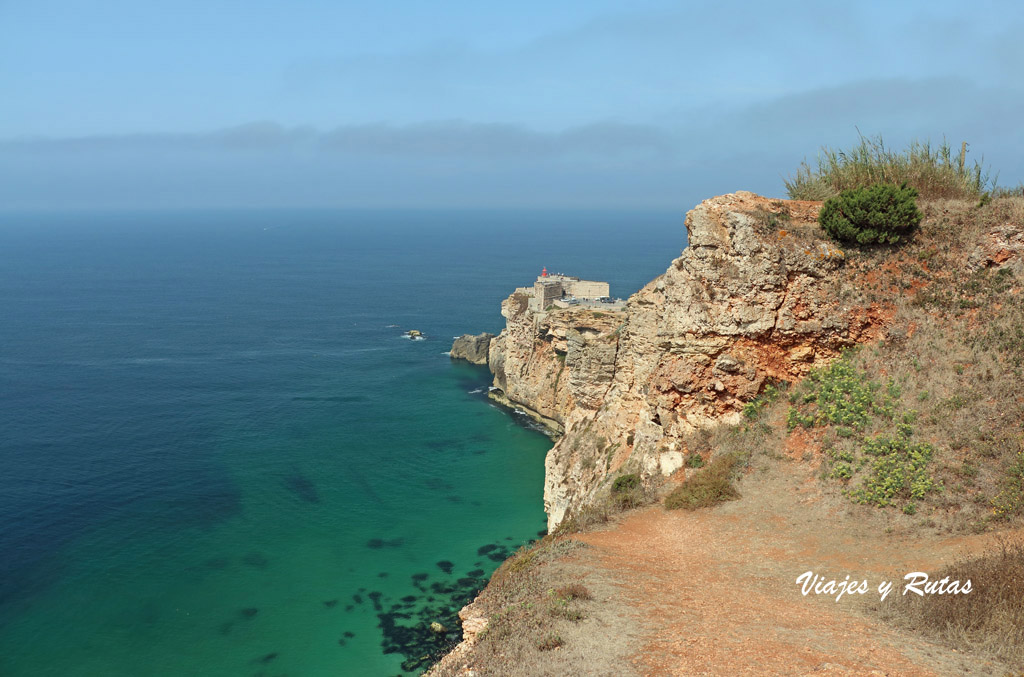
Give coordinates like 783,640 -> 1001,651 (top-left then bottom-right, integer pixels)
664,452 -> 742,510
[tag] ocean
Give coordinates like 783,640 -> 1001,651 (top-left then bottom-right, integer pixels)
0,208 -> 683,676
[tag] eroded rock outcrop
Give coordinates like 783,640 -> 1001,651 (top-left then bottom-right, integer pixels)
487,293 -> 624,435
487,192 -> 892,529
968,223 -> 1024,275
450,333 -> 494,365
424,597 -> 487,676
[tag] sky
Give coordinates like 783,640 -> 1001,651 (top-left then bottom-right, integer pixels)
1,0 -> 1022,209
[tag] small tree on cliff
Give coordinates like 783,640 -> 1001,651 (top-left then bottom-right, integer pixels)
818,182 -> 922,245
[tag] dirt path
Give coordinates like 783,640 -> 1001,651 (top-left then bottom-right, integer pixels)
574,459 -> 1015,676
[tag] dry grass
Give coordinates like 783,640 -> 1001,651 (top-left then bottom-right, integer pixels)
664,452 -> 742,510
786,135 -> 994,201
876,540 -> 1024,668
428,536 -> 630,676
553,583 -> 592,601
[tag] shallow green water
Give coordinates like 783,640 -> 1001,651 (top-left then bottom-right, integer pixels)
0,209 -> 682,675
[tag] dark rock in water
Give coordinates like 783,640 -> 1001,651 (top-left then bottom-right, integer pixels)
323,600 -> 338,608
424,478 -> 455,492
467,569 -> 484,578
256,652 -> 278,663
368,591 -> 383,611
240,608 -> 258,619
537,529 -> 548,537
472,448 -> 487,455
283,472 -> 320,503
344,605 -> 354,612
476,544 -> 498,556
337,638 -> 347,646
243,552 -> 269,569
424,438 -> 464,451
450,333 -> 494,365
352,594 -> 363,605
343,631 -> 355,638
292,394 -> 367,403
436,560 -> 454,574
366,537 -> 404,549
378,572 -> 389,578
487,552 -> 507,562
219,621 -> 233,635
377,562 -> 483,670
445,495 -> 462,503
505,536 -> 513,540
430,581 -> 456,594
401,654 -> 431,672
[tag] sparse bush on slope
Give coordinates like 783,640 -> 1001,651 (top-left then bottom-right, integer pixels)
664,453 -> 741,510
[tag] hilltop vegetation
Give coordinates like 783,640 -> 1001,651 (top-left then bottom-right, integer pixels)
786,134 -> 999,201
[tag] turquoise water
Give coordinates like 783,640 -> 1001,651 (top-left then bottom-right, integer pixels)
0,209 -> 682,676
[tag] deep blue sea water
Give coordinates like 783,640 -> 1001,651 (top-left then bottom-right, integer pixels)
0,209 -> 684,676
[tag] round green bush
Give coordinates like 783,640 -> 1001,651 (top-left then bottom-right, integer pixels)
818,183 -> 922,245
611,473 -> 641,493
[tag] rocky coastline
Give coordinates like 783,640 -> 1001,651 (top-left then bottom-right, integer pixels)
452,190 -> 888,530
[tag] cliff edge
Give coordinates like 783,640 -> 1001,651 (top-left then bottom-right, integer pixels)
488,191 -> 890,529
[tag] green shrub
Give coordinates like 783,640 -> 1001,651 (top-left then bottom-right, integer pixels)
684,452 -> 705,468
611,473 -> 641,493
609,472 -> 644,510
818,183 -> 922,245
742,380 -> 787,420
664,453 -> 741,510
850,431 -> 940,508
786,355 -> 895,431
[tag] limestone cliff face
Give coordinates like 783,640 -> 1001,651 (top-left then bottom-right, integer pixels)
487,292 -> 624,434
450,332 -> 494,365
488,192 -> 891,529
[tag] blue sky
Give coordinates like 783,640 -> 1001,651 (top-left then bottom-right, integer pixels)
1,0 -> 1022,209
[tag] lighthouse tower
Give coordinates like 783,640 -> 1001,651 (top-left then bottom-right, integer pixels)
541,266 -> 548,277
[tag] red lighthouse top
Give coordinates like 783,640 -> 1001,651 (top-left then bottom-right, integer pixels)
541,267 -> 548,277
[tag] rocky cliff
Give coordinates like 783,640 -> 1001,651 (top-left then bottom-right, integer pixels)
487,295 -> 624,435
487,192 -> 891,529
450,332 -> 494,365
